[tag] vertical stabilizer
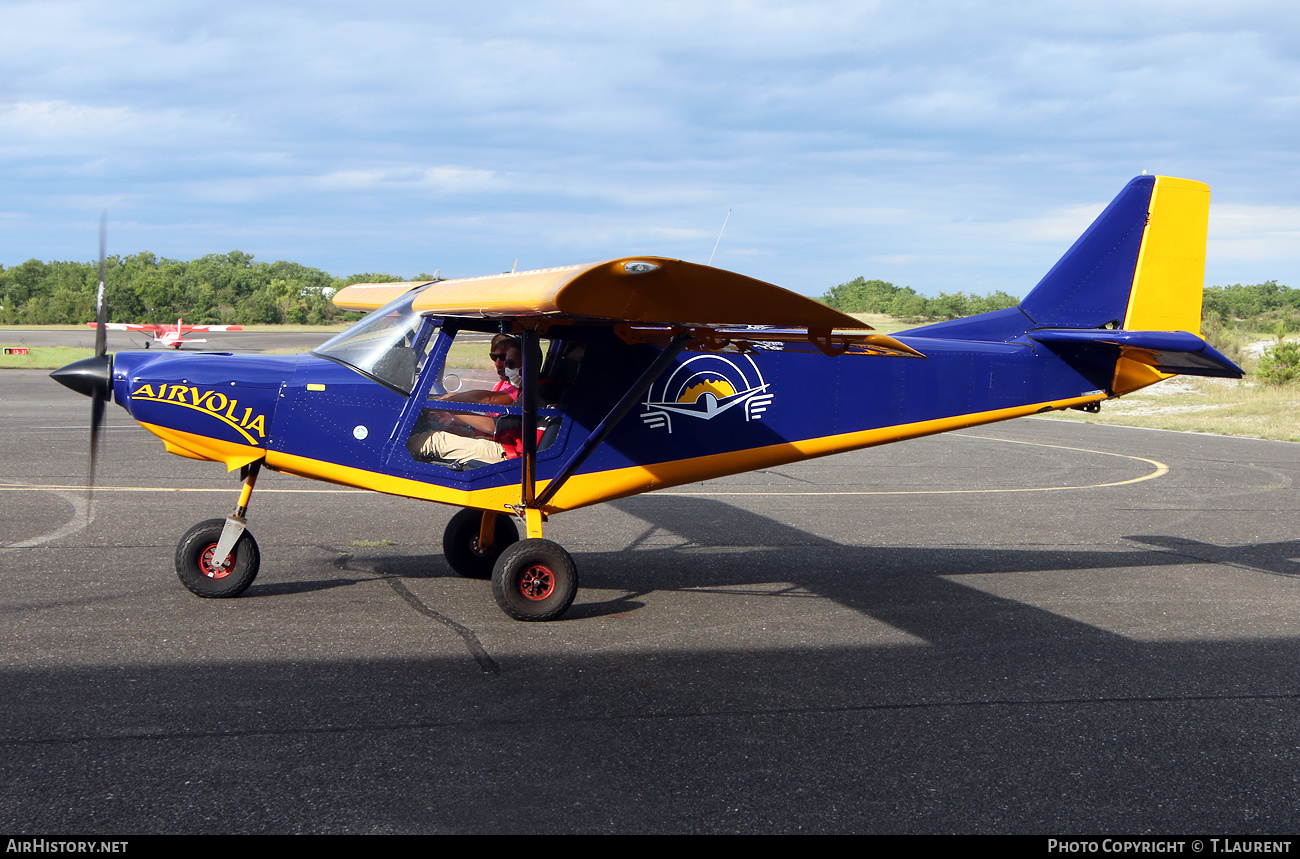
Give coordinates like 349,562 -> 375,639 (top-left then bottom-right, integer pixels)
1018,175 -> 1209,335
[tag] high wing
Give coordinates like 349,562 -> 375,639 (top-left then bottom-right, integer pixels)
332,257 -> 923,359
86,322 -> 243,334
332,258 -> 927,536
87,322 -> 164,332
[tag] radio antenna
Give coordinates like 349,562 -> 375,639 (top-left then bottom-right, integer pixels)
708,208 -> 732,266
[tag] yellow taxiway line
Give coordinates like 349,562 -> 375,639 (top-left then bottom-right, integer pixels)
0,435 -> 1167,498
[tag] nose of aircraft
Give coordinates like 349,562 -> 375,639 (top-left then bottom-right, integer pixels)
50,354 -> 113,401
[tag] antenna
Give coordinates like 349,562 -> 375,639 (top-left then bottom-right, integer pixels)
708,209 -> 732,266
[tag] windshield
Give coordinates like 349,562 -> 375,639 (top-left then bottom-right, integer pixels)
312,290 -> 429,394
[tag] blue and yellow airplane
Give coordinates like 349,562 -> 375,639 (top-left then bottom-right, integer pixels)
52,175 -> 1242,621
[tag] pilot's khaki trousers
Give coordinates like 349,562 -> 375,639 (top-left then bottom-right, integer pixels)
409,429 -> 508,465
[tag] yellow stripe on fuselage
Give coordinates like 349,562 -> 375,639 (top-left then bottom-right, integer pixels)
138,421 -> 266,471
531,391 -> 1107,512
138,392 -> 1107,515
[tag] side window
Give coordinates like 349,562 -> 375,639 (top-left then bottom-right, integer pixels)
404,333 -> 576,469
433,334 -> 520,397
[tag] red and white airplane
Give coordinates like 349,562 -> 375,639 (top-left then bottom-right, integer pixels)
87,318 -> 244,349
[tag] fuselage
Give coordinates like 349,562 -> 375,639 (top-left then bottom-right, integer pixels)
106,307 -> 1108,515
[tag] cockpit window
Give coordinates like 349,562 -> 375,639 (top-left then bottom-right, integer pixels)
405,331 -> 577,470
312,290 -> 431,394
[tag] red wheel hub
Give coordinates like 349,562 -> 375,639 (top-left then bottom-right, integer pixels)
198,543 -> 234,579
518,564 -> 555,600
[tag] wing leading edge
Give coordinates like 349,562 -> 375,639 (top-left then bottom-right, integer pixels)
332,257 -> 925,359
333,257 -> 867,329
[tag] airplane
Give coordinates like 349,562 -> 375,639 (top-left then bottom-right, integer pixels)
51,175 -> 1243,622
87,318 -> 244,349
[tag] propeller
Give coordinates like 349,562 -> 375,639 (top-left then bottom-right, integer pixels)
90,213 -> 108,487
50,213 -> 113,497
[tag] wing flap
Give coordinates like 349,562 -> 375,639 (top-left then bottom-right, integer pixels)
617,325 -> 925,358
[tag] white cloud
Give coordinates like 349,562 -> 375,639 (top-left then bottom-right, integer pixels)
0,101 -> 136,138
1208,203 -> 1300,275
312,166 -> 501,193
3,1 -> 1300,293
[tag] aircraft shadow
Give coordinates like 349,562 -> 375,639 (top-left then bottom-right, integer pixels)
6,496 -> 1300,833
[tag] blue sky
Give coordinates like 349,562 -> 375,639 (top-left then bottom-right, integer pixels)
3,0 -> 1300,298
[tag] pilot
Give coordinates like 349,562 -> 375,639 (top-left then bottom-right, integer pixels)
488,333 -> 521,398
408,338 -> 523,464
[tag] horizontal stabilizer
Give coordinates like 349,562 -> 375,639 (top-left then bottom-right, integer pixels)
1029,329 -> 1243,378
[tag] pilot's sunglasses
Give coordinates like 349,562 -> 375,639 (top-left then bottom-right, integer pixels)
490,352 -> 507,362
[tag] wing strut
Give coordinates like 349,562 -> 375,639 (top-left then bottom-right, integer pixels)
534,331 -> 692,509
520,328 -> 541,511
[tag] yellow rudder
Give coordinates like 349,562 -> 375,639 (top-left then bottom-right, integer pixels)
1122,176 -> 1210,335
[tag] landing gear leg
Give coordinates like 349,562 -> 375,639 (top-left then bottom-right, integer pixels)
175,460 -> 263,598
484,327 -> 582,621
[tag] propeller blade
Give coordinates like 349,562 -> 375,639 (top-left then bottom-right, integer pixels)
89,390 -> 105,493
94,212 -> 107,359
89,212 -> 109,502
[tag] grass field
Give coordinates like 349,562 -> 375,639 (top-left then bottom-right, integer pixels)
3,339 -> 496,371
0,346 -> 92,370
1038,376 -> 1300,442
847,312 -> 918,334
0,323 -> 350,333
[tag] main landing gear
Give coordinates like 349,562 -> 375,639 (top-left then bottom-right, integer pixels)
174,463 -> 578,621
491,537 -> 577,622
441,509 -> 578,621
175,460 -> 262,598
442,508 -> 518,579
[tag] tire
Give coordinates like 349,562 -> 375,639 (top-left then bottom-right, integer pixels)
491,539 -> 577,622
442,508 -> 518,579
175,518 -> 260,598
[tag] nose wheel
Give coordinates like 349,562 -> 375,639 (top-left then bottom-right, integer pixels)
175,518 -> 260,598
175,459 -> 263,599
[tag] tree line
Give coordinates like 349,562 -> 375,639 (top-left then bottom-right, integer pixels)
818,277 -> 1021,321
1201,281 -> 1300,332
0,252 -> 424,326
821,275 -> 1300,329
4,252 -> 1298,332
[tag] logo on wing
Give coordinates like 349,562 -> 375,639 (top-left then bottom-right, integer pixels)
641,354 -> 773,434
